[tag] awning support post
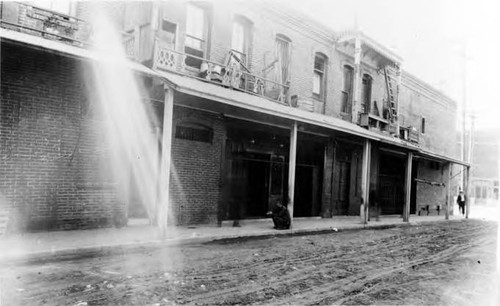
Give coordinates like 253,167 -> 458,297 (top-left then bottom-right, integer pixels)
287,121 -> 298,228
445,162 -> 452,220
158,86 -> 174,238
361,139 -> 371,224
404,152 -> 413,222
465,165 -> 471,219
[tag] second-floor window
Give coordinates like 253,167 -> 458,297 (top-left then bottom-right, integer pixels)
362,74 -> 372,113
274,34 -> 291,85
185,3 -> 209,68
231,17 -> 251,66
341,65 -> 354,113
313,53 -> 327,100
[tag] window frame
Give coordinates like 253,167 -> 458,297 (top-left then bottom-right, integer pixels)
275,34 -> 292,85
184,2 -> 211,69
231,16 -> 252,66
341,65 -> 354,114
312,53 -> 327,101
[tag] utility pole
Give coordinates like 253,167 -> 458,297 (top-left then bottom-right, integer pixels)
461,41 -> 468,197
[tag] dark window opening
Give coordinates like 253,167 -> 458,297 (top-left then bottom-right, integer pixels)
175,125 -> 213,143
421,117 -> 426,134
160,19 -> 177,47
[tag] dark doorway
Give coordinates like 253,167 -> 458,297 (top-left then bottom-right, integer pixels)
230,153 -> 271,218
294,166 -> 313,217
333,145 -> 352,215
378,153 -> 405,215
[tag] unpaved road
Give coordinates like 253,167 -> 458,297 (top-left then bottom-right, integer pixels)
0,219 -> 498,305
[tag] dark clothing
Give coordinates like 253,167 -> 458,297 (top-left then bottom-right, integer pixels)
457,194 -> 466,215
270,205 -> 290,230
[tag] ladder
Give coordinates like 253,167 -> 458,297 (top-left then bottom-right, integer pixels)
384,66 -> 398,123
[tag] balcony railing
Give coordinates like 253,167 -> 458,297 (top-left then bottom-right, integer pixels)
0,2 -> 91,47
152,41 -> 289,105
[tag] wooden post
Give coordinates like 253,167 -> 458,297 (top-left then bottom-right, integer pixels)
287,121 -> 298,228
465,165 -> 471,219
360,139 -> 371,224
404,152 -> 413,222
445,162 -> 451,220
351,36 -> 362,124
158,87 -> 174,238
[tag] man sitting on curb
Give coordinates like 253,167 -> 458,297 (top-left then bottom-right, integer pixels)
267,200 -> 291,230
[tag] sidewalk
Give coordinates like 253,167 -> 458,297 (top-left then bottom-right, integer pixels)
0,212 -> 487,264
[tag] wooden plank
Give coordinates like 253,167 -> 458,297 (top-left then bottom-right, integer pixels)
287,121 -> 298,227
404,152 -> 413,222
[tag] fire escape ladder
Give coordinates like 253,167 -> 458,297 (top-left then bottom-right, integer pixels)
384,66 -> 398,123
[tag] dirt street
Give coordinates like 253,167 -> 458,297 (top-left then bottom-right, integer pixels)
0,219 -> 498,305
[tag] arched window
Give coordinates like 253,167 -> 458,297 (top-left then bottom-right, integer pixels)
313,53 -> 327,101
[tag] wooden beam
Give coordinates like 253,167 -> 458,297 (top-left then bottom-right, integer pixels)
404,152 -> 413,222
361,139 -> 371,224
158,86 -> 174,238
287,121 -> 298,228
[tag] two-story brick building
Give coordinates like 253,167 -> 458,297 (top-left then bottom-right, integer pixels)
0,1 -> 469,233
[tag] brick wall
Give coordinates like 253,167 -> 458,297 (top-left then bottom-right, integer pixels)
170,105 -> 225,225
0,44 -> 125,231
399,73 -> 458,158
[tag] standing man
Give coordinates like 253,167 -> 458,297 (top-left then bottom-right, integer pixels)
457,190 -> 466,216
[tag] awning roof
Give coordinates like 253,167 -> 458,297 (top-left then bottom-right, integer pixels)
0,28 -> 159,78
155,69 -> 469,167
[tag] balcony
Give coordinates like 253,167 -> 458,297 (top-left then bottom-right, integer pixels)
124,24 -> 290,105
0,2 -> 91,47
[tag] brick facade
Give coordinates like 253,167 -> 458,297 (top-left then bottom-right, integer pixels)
170,105 -> 225,225
0,44 -> 125,231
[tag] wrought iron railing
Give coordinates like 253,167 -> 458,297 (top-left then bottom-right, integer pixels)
0,2 -> 91,46
153,41 -> 289,104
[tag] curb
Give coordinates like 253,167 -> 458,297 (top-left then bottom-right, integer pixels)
0,218 -> 466,265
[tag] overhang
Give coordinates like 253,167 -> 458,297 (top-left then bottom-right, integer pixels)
0,27 -> 160,79
154,69 -> 469,167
